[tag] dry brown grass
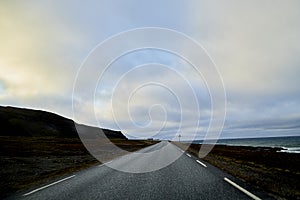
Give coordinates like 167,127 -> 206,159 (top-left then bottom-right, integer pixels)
173,142 -> 300,200
0,136 -> 157,198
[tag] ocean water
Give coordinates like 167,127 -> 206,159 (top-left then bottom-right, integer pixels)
192,136 -> 300,153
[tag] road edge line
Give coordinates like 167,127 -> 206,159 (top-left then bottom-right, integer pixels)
196,160 -> 207,167
224,177 -> 261,200
98,160 -> 113,167
23,175 -> 76,196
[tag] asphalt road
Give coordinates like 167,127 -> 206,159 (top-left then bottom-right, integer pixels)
10,141 -> 268,200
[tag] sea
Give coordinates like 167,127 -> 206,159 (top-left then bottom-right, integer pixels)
191,136 -> 300,153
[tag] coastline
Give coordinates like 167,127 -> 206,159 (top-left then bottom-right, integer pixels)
175,142 -> 300,200
2,135 -> 299,199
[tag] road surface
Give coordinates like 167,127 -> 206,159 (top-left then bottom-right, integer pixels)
10,141 -> 269,200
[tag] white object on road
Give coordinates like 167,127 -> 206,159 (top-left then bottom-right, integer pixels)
186,153 -> 191,157
23,175 -> 76,196
224,177 -> 261,200
196,160 -> 207,167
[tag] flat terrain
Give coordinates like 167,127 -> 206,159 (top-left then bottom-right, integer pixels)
174,142 -> 300,200
0,105 -> 157,198
1,107 -> 299,199
9,142 -> 262,200
0,136 -> 157,198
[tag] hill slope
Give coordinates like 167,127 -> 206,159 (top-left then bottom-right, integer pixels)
0,106 -> 126,139
0,106 -> 157,198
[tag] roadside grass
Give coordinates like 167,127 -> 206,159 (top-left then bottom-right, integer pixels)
173,142 -> 300,200
0,136 -> 157,198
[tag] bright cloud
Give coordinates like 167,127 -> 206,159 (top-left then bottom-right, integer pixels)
1,1 -> 300,139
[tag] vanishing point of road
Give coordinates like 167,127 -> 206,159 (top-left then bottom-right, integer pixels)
10,141 -> 272,200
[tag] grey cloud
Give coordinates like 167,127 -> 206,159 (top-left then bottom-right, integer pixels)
2,1 -> 300,140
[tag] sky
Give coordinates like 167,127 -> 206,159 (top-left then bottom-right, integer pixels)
1,0 -> 300,140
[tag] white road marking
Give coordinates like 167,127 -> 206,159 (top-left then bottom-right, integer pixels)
181,150 -> 184,153
196,160 -> 207,167
186,153 -> 191,157
224,177 -> 262,200
99,160 -> 113,167
23,175 -> 76,196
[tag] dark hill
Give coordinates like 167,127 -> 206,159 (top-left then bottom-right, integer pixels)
0,106 -> 127,139
0,106 -> 159,199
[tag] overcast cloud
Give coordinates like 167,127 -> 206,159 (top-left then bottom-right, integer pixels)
1,0 -> 300,140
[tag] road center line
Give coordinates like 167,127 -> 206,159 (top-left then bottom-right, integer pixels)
186,153 -> 191,157
196,160 -> 207,167
224,177 -> 261,200
23,175 -> 76,196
